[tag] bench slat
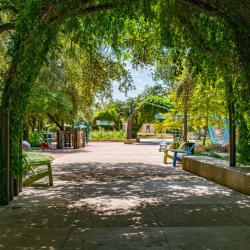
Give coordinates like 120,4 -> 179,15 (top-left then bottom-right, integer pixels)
23,170 -> 49,186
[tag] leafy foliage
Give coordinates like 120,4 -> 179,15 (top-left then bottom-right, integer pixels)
89,130 -> 125,140
28,132 -> 44,147
0,0 -> 250,178
93,108 -> 121,130
131,95 -> 173,138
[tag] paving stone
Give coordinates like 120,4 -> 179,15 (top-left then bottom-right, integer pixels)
165,226 -> 250,250
0,227 -> 69,250
63,227 -> 170,250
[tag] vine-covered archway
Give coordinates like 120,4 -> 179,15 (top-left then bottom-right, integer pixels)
126,96 -> 173,140
1,0 -> 250,204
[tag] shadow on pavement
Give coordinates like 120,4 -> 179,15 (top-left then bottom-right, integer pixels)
0,162 -> 250,249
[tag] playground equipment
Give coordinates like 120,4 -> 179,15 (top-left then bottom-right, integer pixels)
57,120 -> 90,149
208,117 -> 229,145
74,120 -> 90,144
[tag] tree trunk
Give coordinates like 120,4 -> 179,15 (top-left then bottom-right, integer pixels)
1,21 -> 58,178
183,105 -> 188,142
23,123 -> 29,141
127,106 -> 141,140
183,86 -> 189,142
228,102 -> 236,167
127,112 -> 136,140
225,79 -> 236,167
0,109 -> 10,205
203,108 -> 209,146
203,126 -> 208,146
30,117 -> 37,132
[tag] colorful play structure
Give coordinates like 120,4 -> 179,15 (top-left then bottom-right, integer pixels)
57,120 -> 90,149
208,117 -> 229,145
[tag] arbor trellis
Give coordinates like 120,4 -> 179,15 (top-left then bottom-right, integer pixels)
0,0 -> 250,204
126,96 -> 173,140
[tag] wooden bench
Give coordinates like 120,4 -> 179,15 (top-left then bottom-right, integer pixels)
23,160 -> 53,186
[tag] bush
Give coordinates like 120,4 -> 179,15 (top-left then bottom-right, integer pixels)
29,132 -> 43,147
89,130 -> 125,140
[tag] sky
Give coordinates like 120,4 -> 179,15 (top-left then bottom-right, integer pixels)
112,66 -> 156,100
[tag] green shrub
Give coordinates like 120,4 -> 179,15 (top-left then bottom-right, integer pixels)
29,132 -> 44,147
89,130 -> 125,140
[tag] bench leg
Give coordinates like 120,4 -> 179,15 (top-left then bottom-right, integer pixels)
173,152 -> 177,167
163,154 -> 167,164
48,163 -> 53,186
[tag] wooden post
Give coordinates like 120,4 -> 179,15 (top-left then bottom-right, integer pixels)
0,109 -> 10,205
73,131 -> 81,149
48,162 -> 53,186
69,132 -> 72,147
77,131 -> 80,149
226,79 -> 236,167
56,131 -> 60,148
19,177 -> 23,192
82,129 -> 86,148
64,132 -> 67,148
13,178 -> 19,196
57,131 -> 64,149
73,130 -> 76,149
228,101 -> 236,167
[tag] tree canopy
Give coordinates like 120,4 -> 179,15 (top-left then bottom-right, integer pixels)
0,0 -> 250,177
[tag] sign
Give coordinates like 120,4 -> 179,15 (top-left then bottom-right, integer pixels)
96,120 -> 115,126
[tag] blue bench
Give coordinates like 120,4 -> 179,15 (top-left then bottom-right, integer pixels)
173,143 -> 196,167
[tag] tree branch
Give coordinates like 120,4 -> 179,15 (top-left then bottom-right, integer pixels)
0,22 -> 15,34
0,4 -> 18,14
67,2 -> 115,19
178,0 -> 250,32
47,113 -> 64,131
178,0 -> 220,15
41,0 -> 56,21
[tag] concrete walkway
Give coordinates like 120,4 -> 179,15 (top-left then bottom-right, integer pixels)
0,142 -> 250,249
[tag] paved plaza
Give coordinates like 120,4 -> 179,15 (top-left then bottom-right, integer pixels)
0,142 -> 250,249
